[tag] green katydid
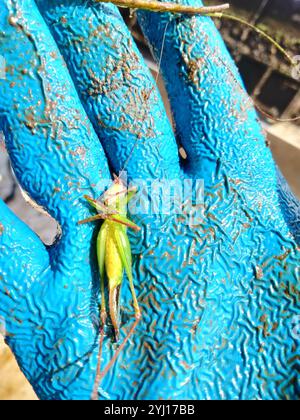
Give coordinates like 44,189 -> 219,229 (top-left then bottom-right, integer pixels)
78,177 -> 142,400
77,0 -> 300,401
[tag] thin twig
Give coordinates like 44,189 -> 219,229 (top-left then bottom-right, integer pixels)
209,12 -> 300,121
208,12 -> 295,66
94,0 -> 230,15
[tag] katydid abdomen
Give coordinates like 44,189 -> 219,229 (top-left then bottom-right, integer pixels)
102,221 -> 125,341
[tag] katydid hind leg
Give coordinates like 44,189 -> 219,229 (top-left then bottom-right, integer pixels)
113,226 -> 133,282
113,227 -> 140,315
91,224 -> 108,401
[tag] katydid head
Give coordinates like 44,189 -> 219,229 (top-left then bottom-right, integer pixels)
102,178 -> 138,215
102,179 -> 128,212
78,179 -> 140,230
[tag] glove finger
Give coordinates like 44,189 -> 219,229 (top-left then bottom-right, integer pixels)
35,0 -> 180,181
0,0 -> 111,277
137,2 -> 277,199
0,199 -> 49,333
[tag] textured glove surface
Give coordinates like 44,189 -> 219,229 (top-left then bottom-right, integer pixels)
0,0 -> 299,400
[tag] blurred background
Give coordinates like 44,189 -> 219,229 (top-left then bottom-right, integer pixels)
0,0 -> 299,400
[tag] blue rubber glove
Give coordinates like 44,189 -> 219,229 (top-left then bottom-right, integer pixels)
0,0 -> 299,400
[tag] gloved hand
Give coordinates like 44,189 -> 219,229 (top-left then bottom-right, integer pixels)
0,0 -> 299,400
